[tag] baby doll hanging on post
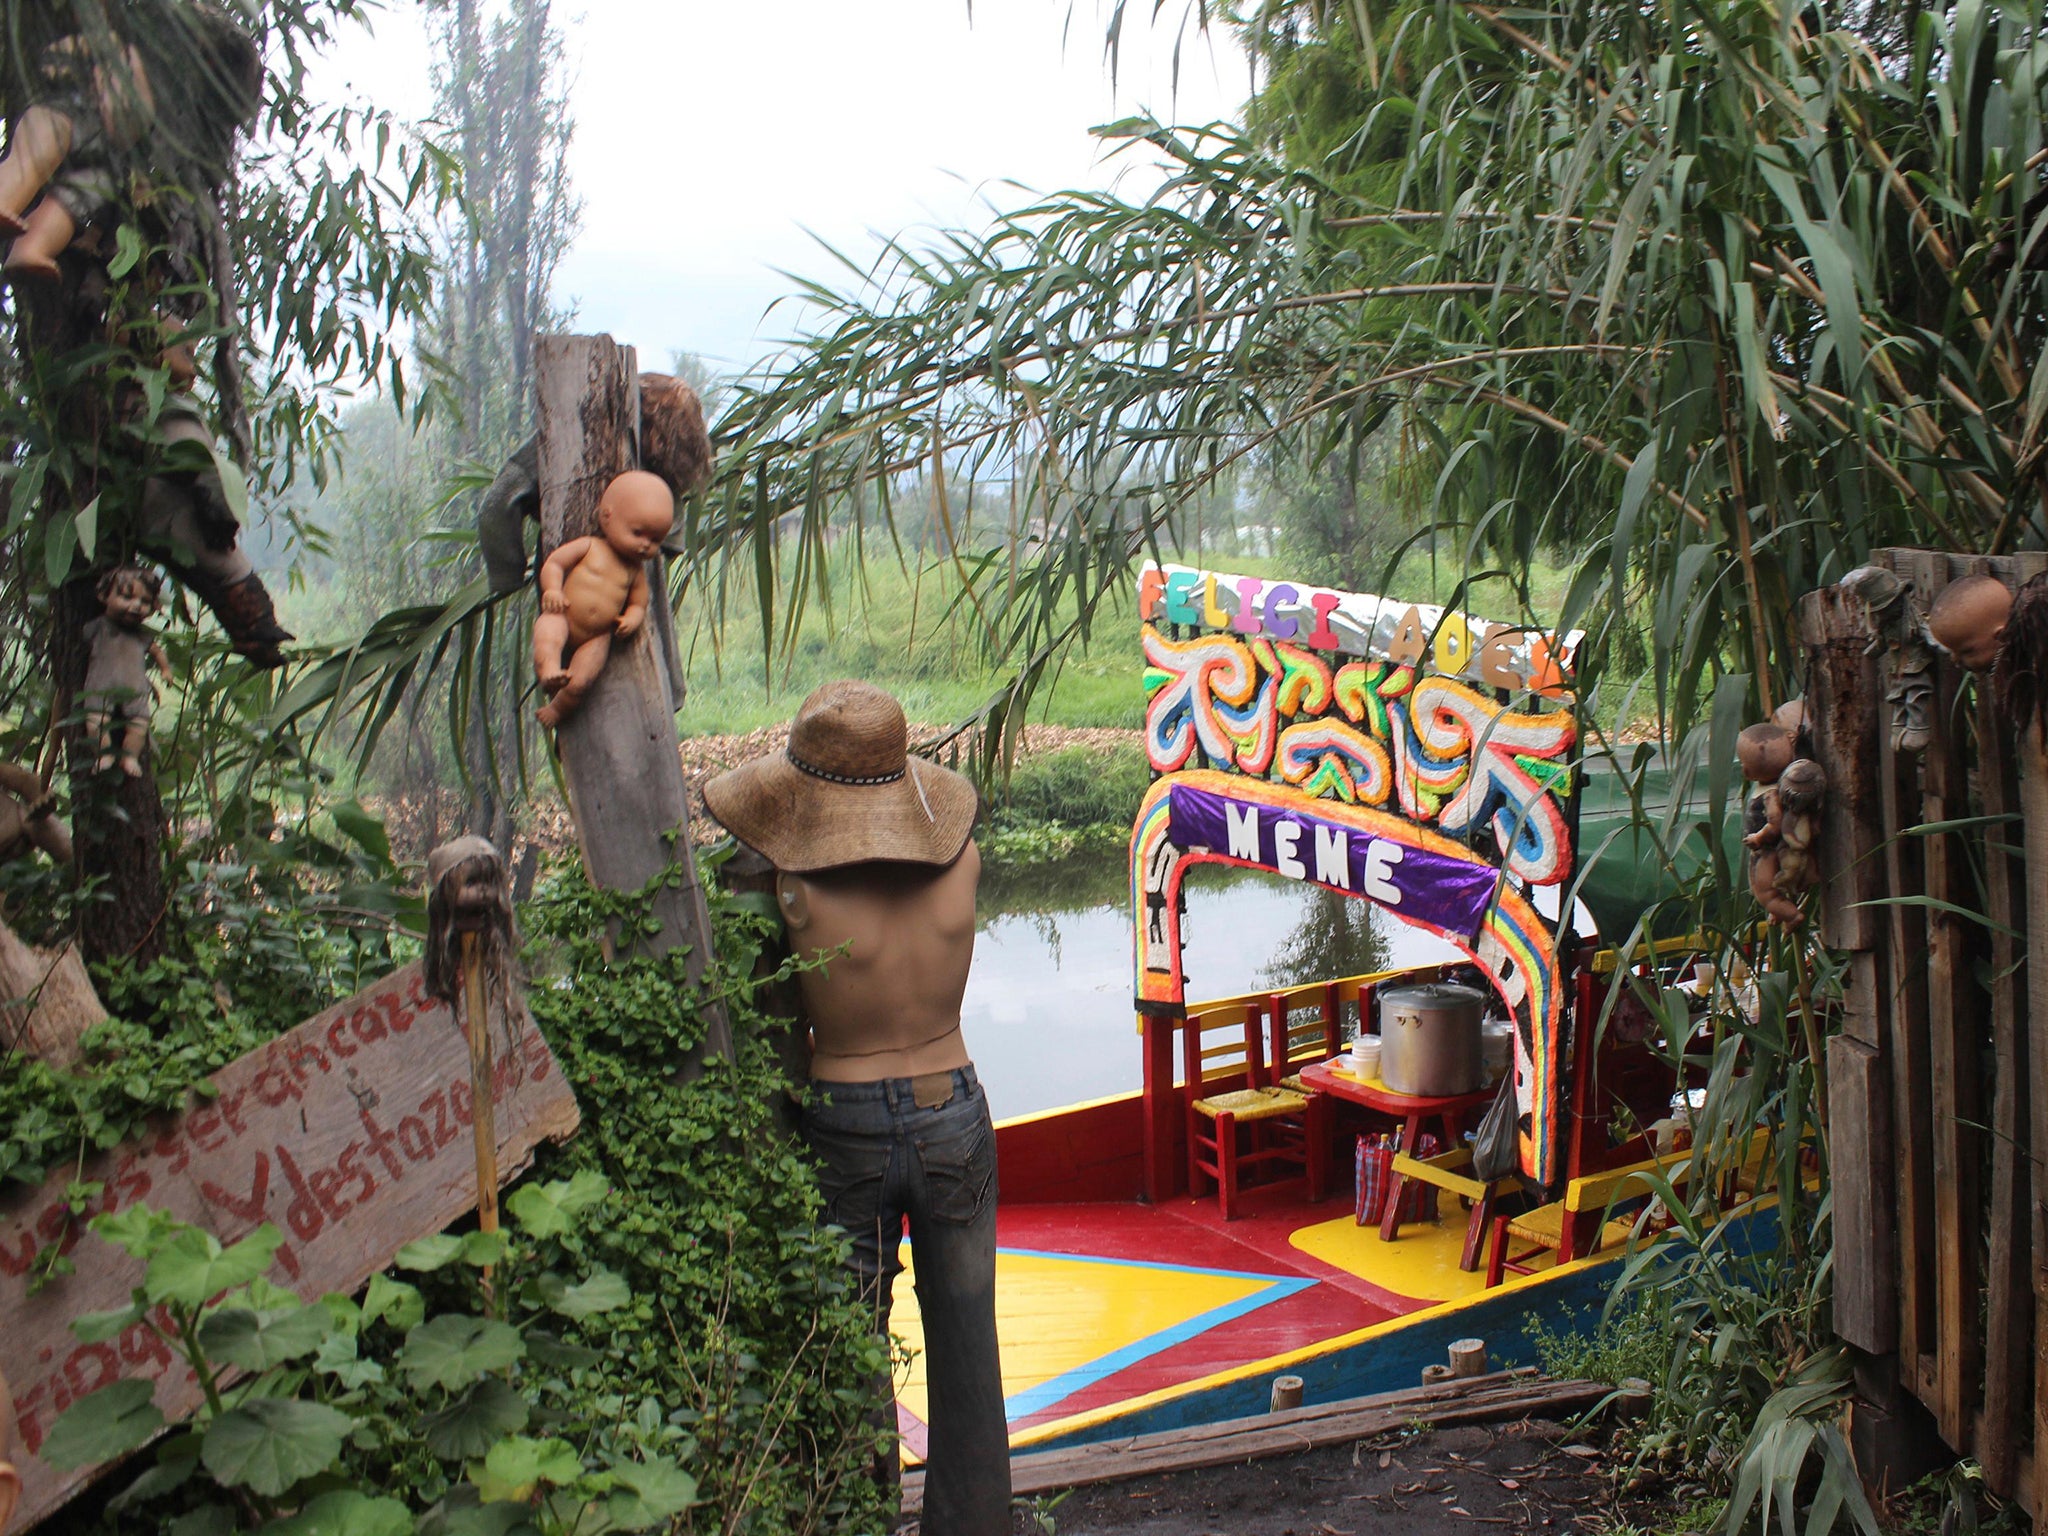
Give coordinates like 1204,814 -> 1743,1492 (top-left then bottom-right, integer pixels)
531,469 -> 673,730
1743,745 -> 1826,928
82,564 -> 171,778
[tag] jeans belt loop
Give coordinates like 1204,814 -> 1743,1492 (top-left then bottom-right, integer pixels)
911,1070 -> 955,1110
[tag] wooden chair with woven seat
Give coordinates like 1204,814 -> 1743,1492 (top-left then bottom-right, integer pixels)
1185,1000 -> 1331,1220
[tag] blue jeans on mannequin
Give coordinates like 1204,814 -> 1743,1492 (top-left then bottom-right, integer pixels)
802,1066 -> 1009,1536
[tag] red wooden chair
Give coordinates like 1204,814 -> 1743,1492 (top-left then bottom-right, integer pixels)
1185,996 -> 1334,1220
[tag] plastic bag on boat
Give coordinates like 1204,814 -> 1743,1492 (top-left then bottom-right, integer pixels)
1471,1075 -> 1520,1184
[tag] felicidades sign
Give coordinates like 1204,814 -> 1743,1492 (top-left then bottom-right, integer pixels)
0,962 -> 581,1531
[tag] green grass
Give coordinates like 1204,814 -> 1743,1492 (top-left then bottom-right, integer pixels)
673,540 -> 1578,734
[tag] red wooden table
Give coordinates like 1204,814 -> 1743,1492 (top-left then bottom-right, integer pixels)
1295,1061 -> 1499,1245
1296,1060 -> 1495,1149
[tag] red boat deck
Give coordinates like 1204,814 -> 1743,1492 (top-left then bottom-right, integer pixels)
890,1185 -> 1583,1460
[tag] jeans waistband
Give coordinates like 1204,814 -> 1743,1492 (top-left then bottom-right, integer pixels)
809,1064 -> 979,1110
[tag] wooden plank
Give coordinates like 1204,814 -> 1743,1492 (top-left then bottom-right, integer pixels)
2023,715 -> 2048,1521
899,1371 -> 1610,1509
0,962 -> 580,1530
1830,1034 -> 1896,1352
1920,629 -> 1983,1453
534,334 -> 731,1067
1977,675 -> 2031,1498
1797,585 -> 1888,961
1876,601 -> 1936,1393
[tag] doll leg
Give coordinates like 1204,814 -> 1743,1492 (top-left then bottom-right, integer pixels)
84,708 -> 115,773
532,611 -> 570,693
4,195 -> 76,283
116,715 -> 148,777
536,633 -> 612,728
0,106 -> 73,237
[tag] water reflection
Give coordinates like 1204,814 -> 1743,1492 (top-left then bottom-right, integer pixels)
962,857 -> 1451,1119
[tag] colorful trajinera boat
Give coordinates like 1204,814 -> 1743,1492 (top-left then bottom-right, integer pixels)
893,562 -> 1704,1464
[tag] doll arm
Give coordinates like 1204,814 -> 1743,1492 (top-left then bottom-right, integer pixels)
150,639 -> 171,679
537,537 -> 593,615
615,564 -> 651,637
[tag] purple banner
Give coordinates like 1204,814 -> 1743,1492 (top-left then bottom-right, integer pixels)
1167,782 -> 1498,941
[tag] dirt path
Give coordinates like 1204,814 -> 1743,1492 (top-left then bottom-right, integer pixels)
998,1420 -> 1696,1536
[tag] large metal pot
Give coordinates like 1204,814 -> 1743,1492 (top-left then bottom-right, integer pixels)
1377,983 -> 1485,1097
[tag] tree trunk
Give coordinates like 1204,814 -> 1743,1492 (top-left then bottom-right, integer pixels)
25,258 -> 168,967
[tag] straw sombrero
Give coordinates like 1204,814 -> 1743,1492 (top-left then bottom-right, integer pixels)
701,681 -> 979,872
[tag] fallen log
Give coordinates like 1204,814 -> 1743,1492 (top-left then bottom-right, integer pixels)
899,1369 -> 1613,1511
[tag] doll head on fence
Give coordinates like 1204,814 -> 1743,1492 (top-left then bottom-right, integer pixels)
1928,573 -> 2013,672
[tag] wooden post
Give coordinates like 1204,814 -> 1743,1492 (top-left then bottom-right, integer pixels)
535,333 -> 731,1071
1915,617 -> 1983,1451
1976,669 -> 2030,1495
2022,717 -> 2048,1522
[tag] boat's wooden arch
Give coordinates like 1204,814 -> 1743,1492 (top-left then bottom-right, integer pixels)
1127,560 -> 1586,1190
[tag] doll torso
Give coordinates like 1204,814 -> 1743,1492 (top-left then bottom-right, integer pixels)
559,538 -> 639,647
81,617 -> 155,707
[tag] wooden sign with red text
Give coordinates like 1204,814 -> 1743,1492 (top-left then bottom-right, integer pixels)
0,961 -> 582,1530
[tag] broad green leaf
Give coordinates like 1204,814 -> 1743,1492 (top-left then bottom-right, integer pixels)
73,1302 -> 148,1344
74,496 -> 100,562
398,1315 -> 525,1391
108,1444 -> 198,1512
92,1206 -> 183,1261
460,1230 -> 511,1268
145,1226 -> 284,1308
170,1507 -> 237,1536
312,1332 -> 385,1389
503,1171 -> 610,1239
418,1489 -> 529,1536
535,1267 -> 629,1321
476,1437 -> 582,1503
201,1399 -> 354,1497
361,1274 -> 425,1333
523,1331 -> 602,1371
605,1457 -> 698,1529
40,1381 -> 165,1469
329,800 -> 392,865
394,1234 -> 465,1272
420,1378 -> 529,1461
109,224 -> 145,278
261,1490 -> 415,1536
199,1305 -> 333,1371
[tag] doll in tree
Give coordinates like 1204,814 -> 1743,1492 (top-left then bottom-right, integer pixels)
0,2 -> 260,282
82,564 -> 171,777
1744,755 -> 1826,927
0,32 -> 153,282
531,470 -> 673,729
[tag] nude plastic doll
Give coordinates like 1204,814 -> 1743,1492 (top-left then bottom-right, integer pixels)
531,470 -> 673,729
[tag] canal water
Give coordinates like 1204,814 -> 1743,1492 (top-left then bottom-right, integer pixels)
961,859 -> 1460,1119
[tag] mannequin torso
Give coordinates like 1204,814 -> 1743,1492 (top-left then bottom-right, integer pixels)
778,842 -> 980,1081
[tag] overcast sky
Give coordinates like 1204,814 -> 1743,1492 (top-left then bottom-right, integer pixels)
317,1 -> 1254,376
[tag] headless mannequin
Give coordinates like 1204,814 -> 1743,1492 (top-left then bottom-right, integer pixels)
776,842 -> 980,1080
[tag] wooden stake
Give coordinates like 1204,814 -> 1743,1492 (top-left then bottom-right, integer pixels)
461,931 -> 500,1300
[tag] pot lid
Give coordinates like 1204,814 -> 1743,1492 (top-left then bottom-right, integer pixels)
1380,983 -> 1487,1009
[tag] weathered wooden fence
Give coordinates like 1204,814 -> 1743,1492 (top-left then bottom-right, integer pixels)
1804,548 -> 2048,1511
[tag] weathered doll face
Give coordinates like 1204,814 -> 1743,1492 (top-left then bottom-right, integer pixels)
1737,723 -> 1794,784
1929,577 -> 2013,672
102,575 -> 161,628
595,471 -> 674,562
